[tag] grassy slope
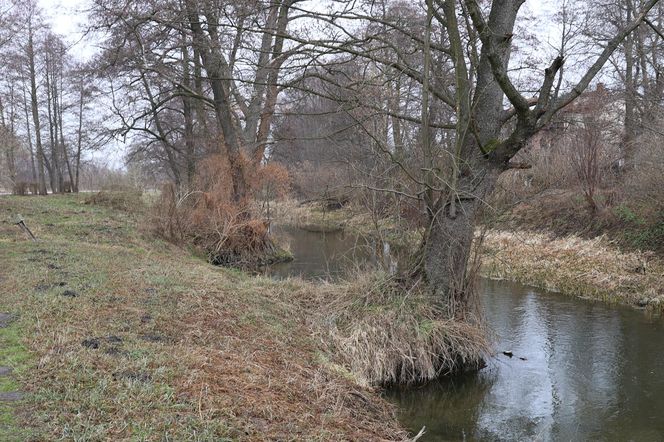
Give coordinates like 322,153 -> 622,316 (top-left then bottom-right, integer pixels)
0,195 -> 404,441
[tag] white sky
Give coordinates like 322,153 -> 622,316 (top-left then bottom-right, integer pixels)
38,0 -> 552,56
37,0 -> 127,167
39,0 -> 96,59
39,0 -> 87,40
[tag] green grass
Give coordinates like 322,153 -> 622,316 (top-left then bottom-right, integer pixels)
0,194 -> 405,441
0,322 -> 31,441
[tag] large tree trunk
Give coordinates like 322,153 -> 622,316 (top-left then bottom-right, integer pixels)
421,165 -> 500,314
45,56 -> 62,193
623,5 -> 638,170
187,3 -> 248,203
419,0 -> 521,311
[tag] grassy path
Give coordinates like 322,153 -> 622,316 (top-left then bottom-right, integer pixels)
0,195 -> 404,441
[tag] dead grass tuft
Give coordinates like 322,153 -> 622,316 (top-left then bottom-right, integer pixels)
317,271 -> 490,386
84,187 -> 144,212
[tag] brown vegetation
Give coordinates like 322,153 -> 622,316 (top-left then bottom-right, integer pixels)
11,181 -> 39,196
84,187 -> 144,212
0,194 -> 408,440
317,272 -> 490,386
482,230 -> 664,310
151,155 -> 292,268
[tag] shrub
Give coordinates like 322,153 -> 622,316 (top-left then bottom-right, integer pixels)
150,154 -> 292,268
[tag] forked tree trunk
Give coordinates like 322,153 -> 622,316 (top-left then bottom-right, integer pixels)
187,3 -> 248,204
420,0 -> 658,317
418,0 -> 521,312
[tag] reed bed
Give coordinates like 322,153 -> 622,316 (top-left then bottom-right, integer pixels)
482,230 -> 664,310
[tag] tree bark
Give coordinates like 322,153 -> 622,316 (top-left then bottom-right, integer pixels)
623,3 -> 638,169
27,27 -> 48,195
45,52 -> 62,193
74,76 -> 84,192
418,0 -> 658,314
57,68 -> 75,189
187,2 -> 247,203
422,166 -> 500,313
181,40 -> 196,189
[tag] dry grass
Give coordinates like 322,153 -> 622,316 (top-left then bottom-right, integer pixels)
151,184 -> 292,268
275,200 -> 664,315
270,199 -> 378,233
0,194 -> 408,441
482,230 -> 664,310
84,189 -> 144,212
315,272 -> 490,386
149,155 -> 293,269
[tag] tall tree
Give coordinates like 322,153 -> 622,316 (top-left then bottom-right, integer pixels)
25,6 -> 48,195
290,0 -> 661,315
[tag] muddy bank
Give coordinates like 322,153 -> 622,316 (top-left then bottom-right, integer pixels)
481,230 -> 664,311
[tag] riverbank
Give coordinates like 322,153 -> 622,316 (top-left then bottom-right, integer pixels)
273,200 -> 664,311
0,195 -> 406,440
481,230 -> 664,311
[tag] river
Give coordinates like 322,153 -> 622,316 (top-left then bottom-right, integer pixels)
266,225 -> 664,441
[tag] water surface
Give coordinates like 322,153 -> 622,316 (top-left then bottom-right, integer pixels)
268,226 -> 664,441
388,279 -> 664,441
265,224 -> 384,279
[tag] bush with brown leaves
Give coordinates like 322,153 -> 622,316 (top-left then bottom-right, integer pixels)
151,155 -> 291,267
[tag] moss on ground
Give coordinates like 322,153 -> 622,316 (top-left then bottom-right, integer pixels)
0,194 -> 406,441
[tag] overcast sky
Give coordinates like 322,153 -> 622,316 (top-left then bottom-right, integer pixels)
38,0 -> 95,58
39,0 -> 87,36
37,0 -> 552,46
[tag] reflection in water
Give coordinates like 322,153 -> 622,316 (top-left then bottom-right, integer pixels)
266,226 -> 664,441
265,225 -> 392,280
387,279 -> 664,442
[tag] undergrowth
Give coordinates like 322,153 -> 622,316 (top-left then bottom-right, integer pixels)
615,205 -> 664,252
150,155 -> 293,269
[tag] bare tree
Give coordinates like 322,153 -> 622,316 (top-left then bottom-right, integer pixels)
280,0 -> 661,316
25,4 -> 48,195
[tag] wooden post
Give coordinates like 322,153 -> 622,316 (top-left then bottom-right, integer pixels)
14,215 -> 37,241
